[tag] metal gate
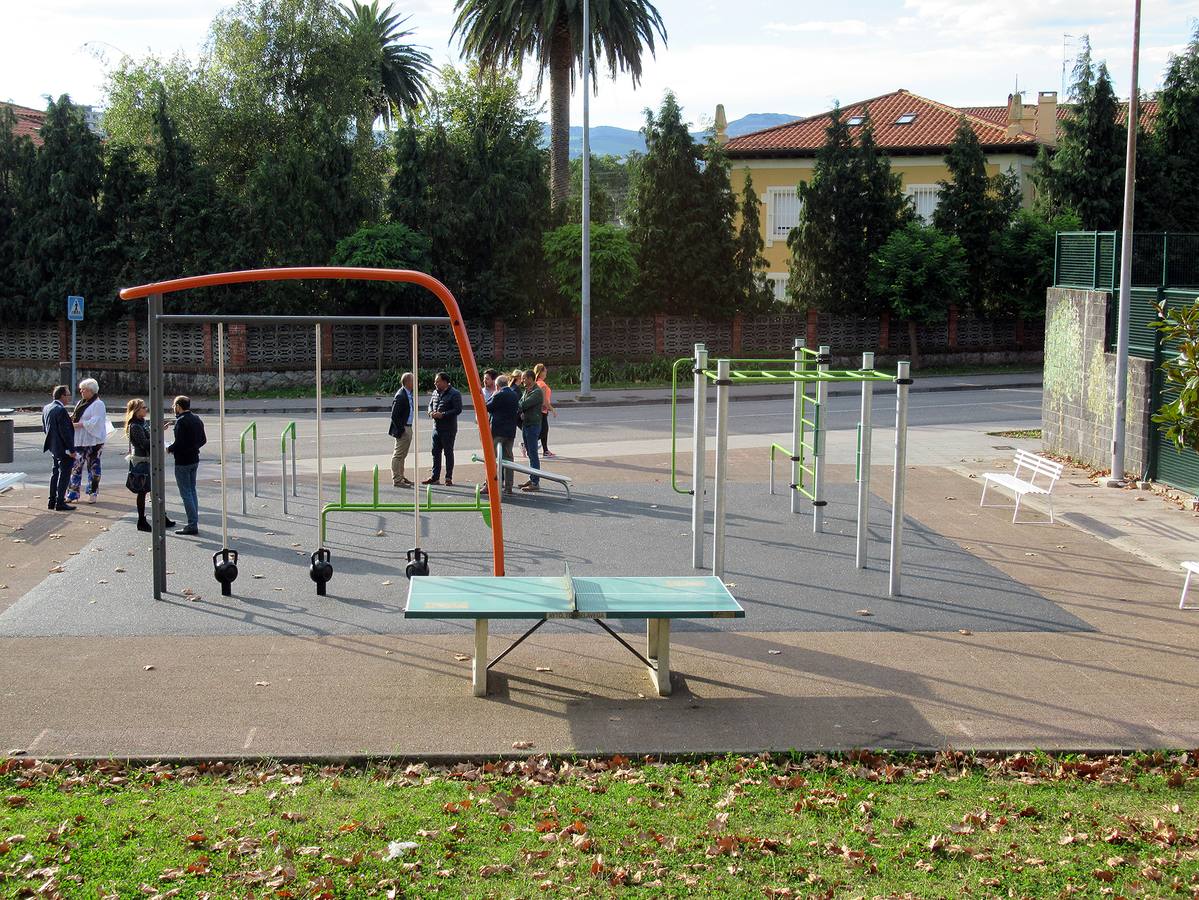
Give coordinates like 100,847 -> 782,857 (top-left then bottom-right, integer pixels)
1148,288 -> 1199,492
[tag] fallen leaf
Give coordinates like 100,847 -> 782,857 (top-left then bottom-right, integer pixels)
767,650 -> 782,655
386,840 -> 418,860
958,629 -> 973,635
382,580 -> 393,586
255,681 -> 270,687
535,666 -> 553,673
454,654 -> 470,662
855,609 -> 873,616
143,665 -> 155,671
512,741 -> 535,750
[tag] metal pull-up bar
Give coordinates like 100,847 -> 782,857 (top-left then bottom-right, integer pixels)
120,266 -> 505,600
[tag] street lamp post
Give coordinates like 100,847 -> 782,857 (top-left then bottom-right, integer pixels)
579,0 -> 593,400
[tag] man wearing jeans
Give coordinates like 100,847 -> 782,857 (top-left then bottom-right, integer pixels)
166,395 -> 207,535
518,370 -> 543,493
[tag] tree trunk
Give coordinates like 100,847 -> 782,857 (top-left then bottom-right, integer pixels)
907,320 -> 921,371
548,22 -> 573,211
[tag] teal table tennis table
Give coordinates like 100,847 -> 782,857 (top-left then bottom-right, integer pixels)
405,569 -> 744,696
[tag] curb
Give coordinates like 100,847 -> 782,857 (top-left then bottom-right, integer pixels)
9,378 -> 1043,432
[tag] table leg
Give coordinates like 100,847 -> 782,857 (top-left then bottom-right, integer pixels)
473,618 -> 489,697
650,618 -> 671,697
646,618 -> 659,660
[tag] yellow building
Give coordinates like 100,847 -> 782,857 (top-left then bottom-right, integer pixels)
723,88 -> 1058,303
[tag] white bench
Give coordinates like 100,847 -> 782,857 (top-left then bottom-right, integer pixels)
0,472 -> 28,509
1178,562 -> 1199,610
979,450 -> 1062,524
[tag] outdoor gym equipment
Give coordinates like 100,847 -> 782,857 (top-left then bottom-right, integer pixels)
320,464 -> 492,543
405,324 -> 429,578
239,421 -> 258,515
471,443 -> 574,498
119,267 -> 505,601
671,340 -> 910,596
213,323 -> 239,596
280,421 -> 297,514
309,324 -> 333,596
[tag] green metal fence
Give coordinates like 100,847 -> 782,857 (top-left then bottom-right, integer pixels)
1056,231 -> 1199,294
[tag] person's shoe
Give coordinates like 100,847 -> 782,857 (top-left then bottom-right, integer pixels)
520,483 -> 540,492
444,477 -> 453,486
137,518 -> 152,532
165,518 -> 176,528
47,500 -> 55,510
503,487 -> 514,496
517,479 -> 532,488
175,526 -> 199,536
395,478 -> 414,488
421,477 -> 439,485
86,493 -> 97,504
54,503 -> 76,511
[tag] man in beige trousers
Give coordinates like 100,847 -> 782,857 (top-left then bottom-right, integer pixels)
389,372 -> 415,487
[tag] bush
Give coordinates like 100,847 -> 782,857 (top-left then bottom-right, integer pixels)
543,224 -> 639,316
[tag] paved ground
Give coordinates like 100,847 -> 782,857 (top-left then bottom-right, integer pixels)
2,384 -> 1198,758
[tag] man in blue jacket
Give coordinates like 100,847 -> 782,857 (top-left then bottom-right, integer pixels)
42,385 -> 76,511
484,374 -> 519,495
388,372 -> 414,487
167,395 -> 207,536
423,372 -> 462,486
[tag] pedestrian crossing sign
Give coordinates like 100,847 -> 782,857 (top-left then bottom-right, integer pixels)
67,296 -> 85,321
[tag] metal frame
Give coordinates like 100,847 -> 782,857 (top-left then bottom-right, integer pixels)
690,343 -> 708,568
122,266 -> 506,600
280,421 -> 297,514
239,421 -> 258,515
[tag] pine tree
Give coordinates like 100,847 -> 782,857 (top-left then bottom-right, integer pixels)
1142,25 -> 1199,230
1035,39 -> 1125,230
0,106 -> 36,319
934,117 -> 1020,315
629,92 -> 738,316
732,170 -> 773,313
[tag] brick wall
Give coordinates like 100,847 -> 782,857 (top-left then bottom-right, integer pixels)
1042,287 -> 1152,476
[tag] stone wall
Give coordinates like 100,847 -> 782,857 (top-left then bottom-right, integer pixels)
1042,287 -> 1152,477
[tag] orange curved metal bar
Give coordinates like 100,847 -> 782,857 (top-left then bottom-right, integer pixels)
121,267 -> 504,576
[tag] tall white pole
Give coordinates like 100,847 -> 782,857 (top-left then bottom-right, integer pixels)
856,352 -> 874,569
1109,0 -> 1141,487
790,338 -> 804,515
578,0 -> 593,400
889,361 -> 911,597
711,359 -> 730,579
690,343 -> 708,569
812,345 -> 830,533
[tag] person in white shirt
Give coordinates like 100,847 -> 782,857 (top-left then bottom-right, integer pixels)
66,377 -> 111,504
482,369 -> 499,403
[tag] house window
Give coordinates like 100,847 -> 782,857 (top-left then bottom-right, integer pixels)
895,113 -> 917,125
766,273 -> 789,304
905,184 -> 940,223
847,115 -> 865,126
765,187 -> 802,246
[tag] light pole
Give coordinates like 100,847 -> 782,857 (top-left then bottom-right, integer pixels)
1109,0 -> 1141,487
578,0 -> 593,400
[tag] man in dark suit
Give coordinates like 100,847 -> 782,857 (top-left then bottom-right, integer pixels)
42,385 -> 76,511
423,372 -> 462,486
484,374 -> 520,495
389,372 -> 414,487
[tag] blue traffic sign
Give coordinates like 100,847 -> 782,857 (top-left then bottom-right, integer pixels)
66,296 -> 85,321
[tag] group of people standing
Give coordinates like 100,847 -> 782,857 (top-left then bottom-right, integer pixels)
388,363 -> 556,495
42,380 -> 207,535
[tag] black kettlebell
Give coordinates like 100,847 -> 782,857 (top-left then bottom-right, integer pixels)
310,548 -> 334,596
404,547 -> 429,579
213,548 -> 239,597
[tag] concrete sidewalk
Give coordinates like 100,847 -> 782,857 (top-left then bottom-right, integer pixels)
2,370 -> 1041,432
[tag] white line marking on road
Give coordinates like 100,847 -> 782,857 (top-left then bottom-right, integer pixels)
27,728 -> 48,753
243,727 -> 257,750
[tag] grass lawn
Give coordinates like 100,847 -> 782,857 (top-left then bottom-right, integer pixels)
2,753 -> 1197,898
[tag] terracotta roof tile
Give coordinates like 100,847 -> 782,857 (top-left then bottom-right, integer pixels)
726,89 -> 1038,157
1,101 -> 46,147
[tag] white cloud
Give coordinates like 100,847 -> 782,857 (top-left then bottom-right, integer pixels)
764,19 -> 871,36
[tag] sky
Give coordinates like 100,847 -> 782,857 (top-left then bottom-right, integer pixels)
4,0 -> 1198,131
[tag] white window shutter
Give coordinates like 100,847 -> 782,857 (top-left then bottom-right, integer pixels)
766,194 -> 776,247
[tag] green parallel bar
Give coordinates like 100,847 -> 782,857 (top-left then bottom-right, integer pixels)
700,368 -> 894,383
280,421 -> 296,453
669,356 -> 693,496
239,421 -> 256,454
321,499 -> 491,542
340,464 -> 347,504
373,465 -> 379,505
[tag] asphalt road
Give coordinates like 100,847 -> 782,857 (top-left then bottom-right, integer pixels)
7,387 -> 1041,482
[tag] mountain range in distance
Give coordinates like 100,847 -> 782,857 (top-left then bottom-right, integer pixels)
540,112 -> 803,158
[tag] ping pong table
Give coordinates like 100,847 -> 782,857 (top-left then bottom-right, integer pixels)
404,568 -> 744,696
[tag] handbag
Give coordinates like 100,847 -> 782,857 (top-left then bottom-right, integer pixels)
126,461 -> 151,494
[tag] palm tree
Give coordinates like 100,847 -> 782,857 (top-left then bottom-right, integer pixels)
339,0 -> 434,129
453,0 -> 666,210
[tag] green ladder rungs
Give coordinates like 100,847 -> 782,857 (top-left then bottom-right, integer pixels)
320,465 -> 491,542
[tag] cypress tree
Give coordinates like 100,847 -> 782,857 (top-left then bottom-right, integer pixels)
1143,25 -> 1199,230
0,106 -> 36,318
733,170 -> 773,313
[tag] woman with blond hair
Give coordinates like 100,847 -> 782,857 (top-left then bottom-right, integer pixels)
533,363 -> 557,458
66,378 -> 112,503
124,398 -> 174,531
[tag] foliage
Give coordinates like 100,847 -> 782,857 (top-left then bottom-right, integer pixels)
869,221 -> 967,365
2,754 -> 1198,897
452,0 -> 666,209
0,106 -> 36,316
788,108 -> 909,315
1151,295 -> 1199,453
1140,24 -> 1199,231
329,221 -> 432,313
933,117 -> 1020,315
543,223 -> 637,315
388,64 -> 551,320
336,0 -> 434,130
991,209 -> 1080,319
732,170 -> 774,314
566,155 -> 623,225
1034,38 -> 1126,231
628,93 -> 739,317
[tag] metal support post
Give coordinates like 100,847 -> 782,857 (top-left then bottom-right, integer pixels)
690,343 -> 708,569
790,338 -> 804,515
812,345 -> 830,533
148,293 -> 167,599
856,352 -> 874,569
889,361 -> 911,597
280,422 -> 297,514
712,359 -> 730,578
70,319 -> 77,400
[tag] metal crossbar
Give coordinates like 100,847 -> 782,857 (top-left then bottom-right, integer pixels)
702,367 -> 893,383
